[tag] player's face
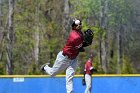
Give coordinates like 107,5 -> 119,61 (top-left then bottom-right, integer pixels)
76,24 -> 82,31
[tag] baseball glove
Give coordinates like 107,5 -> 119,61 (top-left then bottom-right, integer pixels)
82,29 -> 94,47
91,68 -> 98,74
82,78 -> 86,86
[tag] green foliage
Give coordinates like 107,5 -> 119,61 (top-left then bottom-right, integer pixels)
0,63 -> 5,75
108,55 -> 118,73
71,0 -> 136,74
27,62 -> 40,75
93,56 -> 105,74
13,0 -> 64,74
70,0 -> 100,18
0,0 -> 138,74
122,56 -> 134,74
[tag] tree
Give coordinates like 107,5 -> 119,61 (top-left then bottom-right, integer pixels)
0,0 -> 2,26
6,0 -> 14,74
107,0 -> 135,73
99,0 -> 109,73
0,0 -> 138,74
63,0 -> 71,40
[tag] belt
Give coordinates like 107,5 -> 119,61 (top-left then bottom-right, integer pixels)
62,52 -> 72,60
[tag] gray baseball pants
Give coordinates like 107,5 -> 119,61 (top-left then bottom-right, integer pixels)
85,74 -> 92,93
44,51 -> 77,93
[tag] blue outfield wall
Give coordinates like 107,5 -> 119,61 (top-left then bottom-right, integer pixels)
0,75 -> 140,93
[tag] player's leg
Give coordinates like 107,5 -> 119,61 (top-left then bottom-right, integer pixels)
85,74 -> 92,93
66,59 -> 77,93
44,51 -> 71,77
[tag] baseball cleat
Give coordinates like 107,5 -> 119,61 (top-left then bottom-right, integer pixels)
40,63 -> 50,72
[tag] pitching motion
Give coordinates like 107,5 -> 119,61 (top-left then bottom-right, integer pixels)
41,19 -> 94,93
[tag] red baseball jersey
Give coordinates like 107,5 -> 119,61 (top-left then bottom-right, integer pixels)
62,30 -> 84,59
84,59 -> 93,75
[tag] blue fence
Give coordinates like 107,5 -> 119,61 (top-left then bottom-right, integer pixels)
0,75 -> 140,93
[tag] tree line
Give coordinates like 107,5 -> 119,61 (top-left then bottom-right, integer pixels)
0,0 -> 139,75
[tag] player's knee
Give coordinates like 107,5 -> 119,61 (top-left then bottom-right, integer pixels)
87,85 -> 91,89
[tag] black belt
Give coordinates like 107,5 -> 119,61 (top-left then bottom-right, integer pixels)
62,52 -> 72,59
62,52 -> 68,57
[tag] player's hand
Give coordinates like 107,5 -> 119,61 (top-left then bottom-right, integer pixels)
79,47 -> 85,52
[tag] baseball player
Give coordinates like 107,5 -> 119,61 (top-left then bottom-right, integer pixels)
41,20 -> 93,93
84,54 -> 97,93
